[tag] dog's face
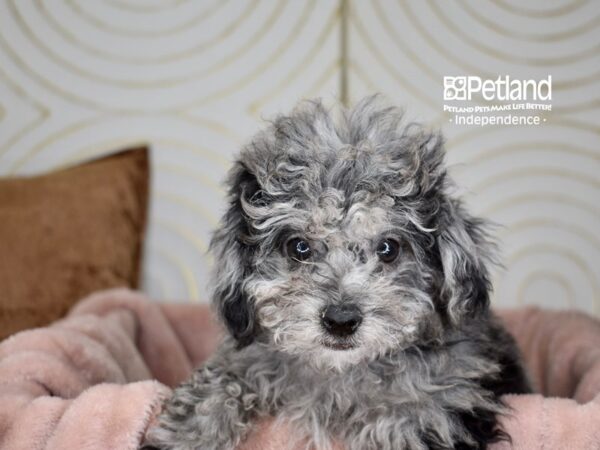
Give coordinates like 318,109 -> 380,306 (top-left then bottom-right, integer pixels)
211,98 -> 494,371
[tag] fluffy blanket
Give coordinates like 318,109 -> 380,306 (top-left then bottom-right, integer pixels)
0,289 -> 599,449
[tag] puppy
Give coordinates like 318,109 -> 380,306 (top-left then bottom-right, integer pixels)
147,97 -> 530,450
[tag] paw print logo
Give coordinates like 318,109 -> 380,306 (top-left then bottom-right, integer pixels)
444,76 -> 467,101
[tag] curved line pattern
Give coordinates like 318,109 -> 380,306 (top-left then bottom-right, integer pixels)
104,0 -> 190,13
153,244 -> 200,301
61,138 -> 229,170
144,256 -> 171,299
396,0 -> 600,90
373,0 -> 438,82
398,1 -> 497,80
158,162 -> 225,197
155,218 -> 210,256
503,219 -> 600,255
507,244 -> 599,308
69,0 -> 225,37
491,0 -> 588,18
459,0 -> 600,42
350,2 -> 438,109
58,0 -> 255,62
248,4 -> 341,115
305,61 -> 342,100
7,116 -> 114,173
0,81 -> 50,162
0,27 -> 145,112
0,0 -> 306,114
454,142 -> 600,166
14,0 -> 269,86
174,113 -> 243,143
0,65 -> 50,159
8,116 -> 234,173
473,167 -> 600,195
428,0 -> 600,66
1,0 -> 338,113
483,192 -> 600,218
156,191 -> 219,228
195,0 -> 315,105
347,61 -> 381,100
548,118 -> 600,135
517,270 -> 576,307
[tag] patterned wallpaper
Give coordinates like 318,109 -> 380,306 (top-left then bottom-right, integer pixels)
0,1 -> 598,313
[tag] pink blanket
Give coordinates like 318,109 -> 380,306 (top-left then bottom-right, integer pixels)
1,289 -> 599,449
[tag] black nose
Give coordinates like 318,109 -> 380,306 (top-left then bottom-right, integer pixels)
321,304 -> 362,337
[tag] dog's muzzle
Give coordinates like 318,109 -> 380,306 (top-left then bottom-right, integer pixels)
321,304 -> 362,337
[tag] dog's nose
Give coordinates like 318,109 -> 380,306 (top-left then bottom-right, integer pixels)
322,304 -> 362,337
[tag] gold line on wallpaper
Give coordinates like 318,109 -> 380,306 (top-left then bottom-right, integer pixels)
396,0 -> 600,91
491,0 -> 587,18
145,260 -> 169,300
14,0 -> 270,86
155,219 -> 211,258
508,219 -> 600,260
198,1 -> 316,105
506,244 -> 599,310
428,1 -> 600,66
157,191 -> 219,228
105,0 -> 189,14
70,0 -> 226,38
62,137 -> 230,170
340,0 -> 349,106
154,245 -> 201,301
517,270 -> 576,307
459,0 -> 600,42
350,2 -> 438,110
484,193 -> 599,220
41,0 -> 250,63
1,0 -> 322,112
249,4 -> 341,115
10,118 -> 235,174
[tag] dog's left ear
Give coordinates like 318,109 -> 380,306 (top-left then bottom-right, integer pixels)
209,161 -> 261,347
436,199 -> 494,322
412,131 -> 494,322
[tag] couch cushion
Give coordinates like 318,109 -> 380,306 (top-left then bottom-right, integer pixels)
0,147 -> 149,340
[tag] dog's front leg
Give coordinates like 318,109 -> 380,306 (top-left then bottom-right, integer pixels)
145,363 -> 261,450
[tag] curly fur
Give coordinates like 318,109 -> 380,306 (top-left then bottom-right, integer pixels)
146,97 -> 530,450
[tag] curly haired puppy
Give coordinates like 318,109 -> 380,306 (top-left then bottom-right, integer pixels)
147,97 -> 530,450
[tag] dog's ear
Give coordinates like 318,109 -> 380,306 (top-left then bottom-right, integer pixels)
436,199 -> 494,322
210,161 -> 261,347
405,130 -> 494,322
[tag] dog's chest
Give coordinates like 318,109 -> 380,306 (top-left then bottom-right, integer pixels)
265,351 -> 494,436
274,364 -> 427,428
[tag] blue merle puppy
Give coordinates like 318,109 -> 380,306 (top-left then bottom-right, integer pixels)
146,97 -> 530,450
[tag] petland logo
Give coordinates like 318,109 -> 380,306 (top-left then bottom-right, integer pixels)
444,76 -> 552,102
443,75 -> 552,126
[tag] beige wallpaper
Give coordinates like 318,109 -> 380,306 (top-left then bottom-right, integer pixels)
0,1 -> 598,313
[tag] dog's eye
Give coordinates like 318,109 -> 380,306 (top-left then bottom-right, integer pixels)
376,238 -> 400,263
286,238 -> 312,261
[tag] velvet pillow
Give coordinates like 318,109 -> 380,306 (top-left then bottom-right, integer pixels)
0,147 -> 149,340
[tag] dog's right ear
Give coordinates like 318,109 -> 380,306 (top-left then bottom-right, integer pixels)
210,162 -> 261,347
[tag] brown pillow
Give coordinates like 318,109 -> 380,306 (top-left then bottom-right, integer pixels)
0,147 -> 149,340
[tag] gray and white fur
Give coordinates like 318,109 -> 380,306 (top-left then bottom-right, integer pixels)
146,97 -> 530,450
